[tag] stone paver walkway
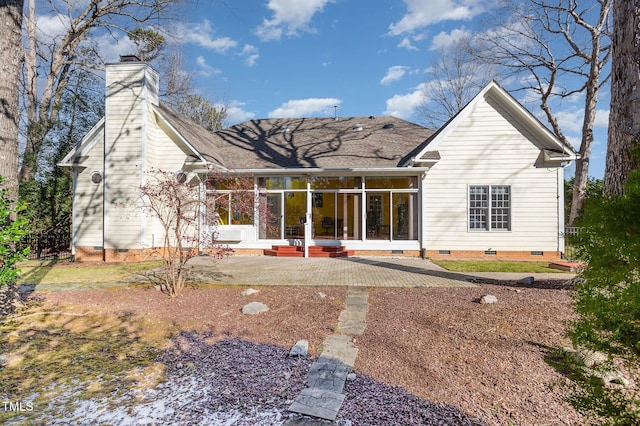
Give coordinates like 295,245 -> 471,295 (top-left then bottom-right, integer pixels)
287,287 -> 369,423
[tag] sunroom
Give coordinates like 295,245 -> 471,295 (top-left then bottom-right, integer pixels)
206,171 -> 428,257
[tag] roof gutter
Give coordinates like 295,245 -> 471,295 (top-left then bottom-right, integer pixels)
190,166 -> 433,175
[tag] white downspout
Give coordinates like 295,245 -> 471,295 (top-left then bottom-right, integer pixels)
557,167 -> 566,256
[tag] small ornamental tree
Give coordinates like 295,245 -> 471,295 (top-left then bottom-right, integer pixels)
139,169 -> 264,297
568,168 -> 640,423
0,176 -> 29,317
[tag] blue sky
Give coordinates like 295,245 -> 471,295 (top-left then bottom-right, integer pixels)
38,0 -> 609,179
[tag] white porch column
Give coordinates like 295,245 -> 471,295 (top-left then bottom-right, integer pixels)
304,178 -> 311,258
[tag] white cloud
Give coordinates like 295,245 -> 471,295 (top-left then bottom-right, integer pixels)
381,66 -> 409,85
383,83 -> 428,119
389,0 -> 485,36
241,44 -> 260,67
430,28 -> 471,50
594,108 -> 609,128
222,100 -> 256,125
195,56 -> 222,78
398,37 -> 419,51
268,98 -> 342,118
555,109 -> 584,134
245,54 -> 260,67
175,20 -> 237,53
255,0 -> 334,41
90,32 -> 137,63
36,14 -> 70,45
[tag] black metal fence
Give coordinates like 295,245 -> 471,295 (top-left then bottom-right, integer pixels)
21,222 -> 72,261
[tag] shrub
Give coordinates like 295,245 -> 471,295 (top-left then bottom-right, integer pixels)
568,170 -> 640,423
0,177 -> 29,316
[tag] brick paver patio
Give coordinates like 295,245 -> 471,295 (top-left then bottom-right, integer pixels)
186,255 -> 574,288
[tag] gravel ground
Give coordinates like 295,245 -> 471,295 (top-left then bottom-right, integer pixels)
17,335 -> 484,425
17,279 -> 579,425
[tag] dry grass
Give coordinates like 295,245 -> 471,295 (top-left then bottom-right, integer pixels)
16,260 -> 162,285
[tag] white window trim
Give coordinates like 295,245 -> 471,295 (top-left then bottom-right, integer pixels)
467,185 -> 512,232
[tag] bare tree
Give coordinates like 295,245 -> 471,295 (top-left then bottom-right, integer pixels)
139,169 -> 267,297
19,0 -> 183,184
0,0 -> 23,197
158,43 -> 194,106
603,0 -> 640,195
476,0 -> 612,224
418,37 -> 497,129
174,94 -> 227,132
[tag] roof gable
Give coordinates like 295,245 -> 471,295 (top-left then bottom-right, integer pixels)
152,103 -> 226,168
409,81 -> 577,165
58,117 -> 105,167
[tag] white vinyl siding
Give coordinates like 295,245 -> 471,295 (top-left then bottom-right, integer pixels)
423,92 -> 561,252
104,64 -> 159,250
74,131 -> 104,248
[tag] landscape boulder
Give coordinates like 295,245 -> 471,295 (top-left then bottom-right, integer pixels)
289,340 -> 309,357
242,301 -> 269,315
520,276 -> 535,285
479,294 -> 498,304
241,288 -> 260,296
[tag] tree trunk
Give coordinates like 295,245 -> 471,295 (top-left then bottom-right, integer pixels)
604,0 -> 640,195
19,0 -> 37,183
0,0 -> 23,197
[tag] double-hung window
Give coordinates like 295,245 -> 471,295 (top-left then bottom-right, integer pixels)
469,185 -> 511,231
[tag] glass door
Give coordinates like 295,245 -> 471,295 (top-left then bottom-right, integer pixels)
284,191 -> 306,239
311,192 -> 336,239
260,193 -> 282,239
337,192 -> 360,240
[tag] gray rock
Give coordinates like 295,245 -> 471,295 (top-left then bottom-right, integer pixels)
346,373 -> 357,382
578,349 -> 608,369
313,292 -> 327,299
241,288 -> 260,296
520,276 -> 535,285
289,340 -> 309,357
479,294 -> 498,304
242,301 -> 269,315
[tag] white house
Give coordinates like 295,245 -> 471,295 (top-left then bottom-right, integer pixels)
59,57 -> 577,262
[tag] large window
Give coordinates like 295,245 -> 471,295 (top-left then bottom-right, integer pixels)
208,193 -> 254,225
469,185 -> 511,231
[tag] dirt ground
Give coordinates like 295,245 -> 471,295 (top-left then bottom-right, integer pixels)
32,279 -> 580,425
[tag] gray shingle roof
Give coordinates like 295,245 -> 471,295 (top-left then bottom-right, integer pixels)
156,108 -> 436,170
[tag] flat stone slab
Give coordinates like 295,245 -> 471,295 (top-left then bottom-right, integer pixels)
289,388 -> 346,421
284,416 -> 333,425
319,334 -> 358,367
337,321 -> 367,335
306,361 -> 350,393
338,308 -> 367,323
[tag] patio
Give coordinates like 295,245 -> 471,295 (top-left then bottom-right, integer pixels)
185,255 -> 573,288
